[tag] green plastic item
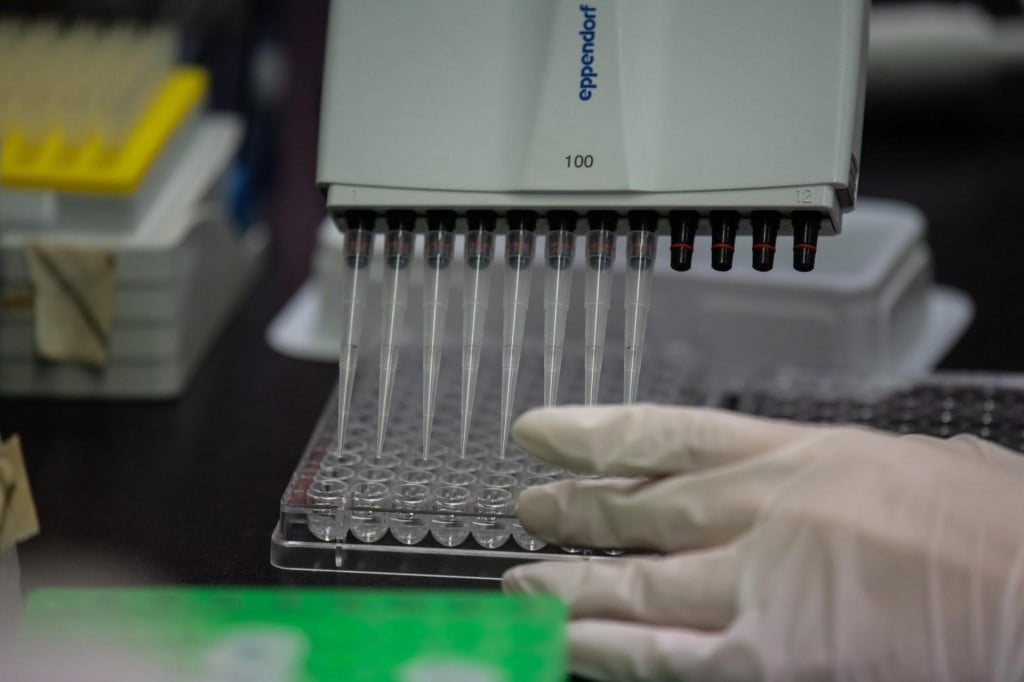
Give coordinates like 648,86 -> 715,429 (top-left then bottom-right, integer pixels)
20,587 -> 566,681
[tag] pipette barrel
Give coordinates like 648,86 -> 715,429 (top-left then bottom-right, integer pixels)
460,210 -> 497,457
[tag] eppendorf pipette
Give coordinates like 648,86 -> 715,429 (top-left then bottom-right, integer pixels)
422,211 -> 456,457
624,212 -> 658,404
460,210 -> 497,457
336,211 -> 375,452
542,211 -> 578,406
498,211 -> 538,458
584,211 -> 618,405
375,211 -> 415,457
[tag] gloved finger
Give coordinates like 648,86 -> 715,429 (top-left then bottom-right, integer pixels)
516,456 -> 797,551
512,404 -> 821,477
502,544 -> 740,630
568,619 -> 727,682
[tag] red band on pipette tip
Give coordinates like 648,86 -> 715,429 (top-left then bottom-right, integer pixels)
793,243 -> 818,252
670,243 -> 694,251
711,243 -> 735,251
753,243 -> 776,251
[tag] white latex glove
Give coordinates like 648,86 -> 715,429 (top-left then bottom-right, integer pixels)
503,404 -> 1024,682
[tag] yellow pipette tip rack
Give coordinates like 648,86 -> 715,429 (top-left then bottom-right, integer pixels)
1,66 -> 208,195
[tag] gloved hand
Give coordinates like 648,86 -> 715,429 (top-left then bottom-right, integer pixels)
502,404 -> 1024,682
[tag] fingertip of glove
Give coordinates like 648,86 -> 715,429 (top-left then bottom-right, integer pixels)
511,407 -> 558,456
501,568 -> 522,593
516,484 -> 560,537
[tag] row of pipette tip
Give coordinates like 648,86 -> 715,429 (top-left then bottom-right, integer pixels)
334,210 -> 659,464
0,19 -> 176,146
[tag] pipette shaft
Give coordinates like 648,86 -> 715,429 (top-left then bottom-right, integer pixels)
336,212 -> 375,452
422,212 -> 455,457
498,211 -> 537,458
376,211 -> 415,457
543,211 -> 578,406
584,212 -> 618,405
624,212 -> 658,404
460,211 -> 497,457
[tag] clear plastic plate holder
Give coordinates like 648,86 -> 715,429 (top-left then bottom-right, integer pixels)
275,348 -> 1024,579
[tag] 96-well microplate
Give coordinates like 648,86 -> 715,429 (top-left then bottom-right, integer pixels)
272,343 -> 703,580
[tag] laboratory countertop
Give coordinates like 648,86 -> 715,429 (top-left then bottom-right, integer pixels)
5,96 -> 1024,596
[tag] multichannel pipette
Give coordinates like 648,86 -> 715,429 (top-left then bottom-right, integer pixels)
498,211 -> 538,458
584,212 -> 617,405
422,211 -> 456,457
624,212 -> 658,404
336,212 -> 375,452
542,211 -> 578,406
376,211 -> 415,457
460,211 -> 497,457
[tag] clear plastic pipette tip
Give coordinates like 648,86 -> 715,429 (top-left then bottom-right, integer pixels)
336,221 -> 372,453
422,224 -> 454,457
459,354 -> 479,457
624,223 -> 657,404
543,222 -> 576,406
498,216 -> 536,458
584,223 -> 616,405
375,219 -> 413,458
459,214 -> 495,457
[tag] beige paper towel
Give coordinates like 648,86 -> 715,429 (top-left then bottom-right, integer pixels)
0,435 -> 39,552
25,243 -> 116,367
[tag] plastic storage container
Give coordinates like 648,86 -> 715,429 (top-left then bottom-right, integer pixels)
0,115 -> 267,398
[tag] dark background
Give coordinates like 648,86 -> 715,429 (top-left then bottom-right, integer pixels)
2,0 -> 1023,600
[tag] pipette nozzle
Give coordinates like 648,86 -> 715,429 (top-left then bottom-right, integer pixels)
547,210 -> 578,232
792,211 -> 821,272
385,210 -> 415,264
507,209 -> 538,232
586,212 -> 618,271
506,210 -> 539,269
710,211 -> 740,271
627,211 -> 658,266
751,211 -> 781,272
587,210 -> 619,233
342,212 -> 376,268
466,210 -> 498,267
426,209 -> 457,233
668,211 -> 699,271
627,210 -> 658,232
